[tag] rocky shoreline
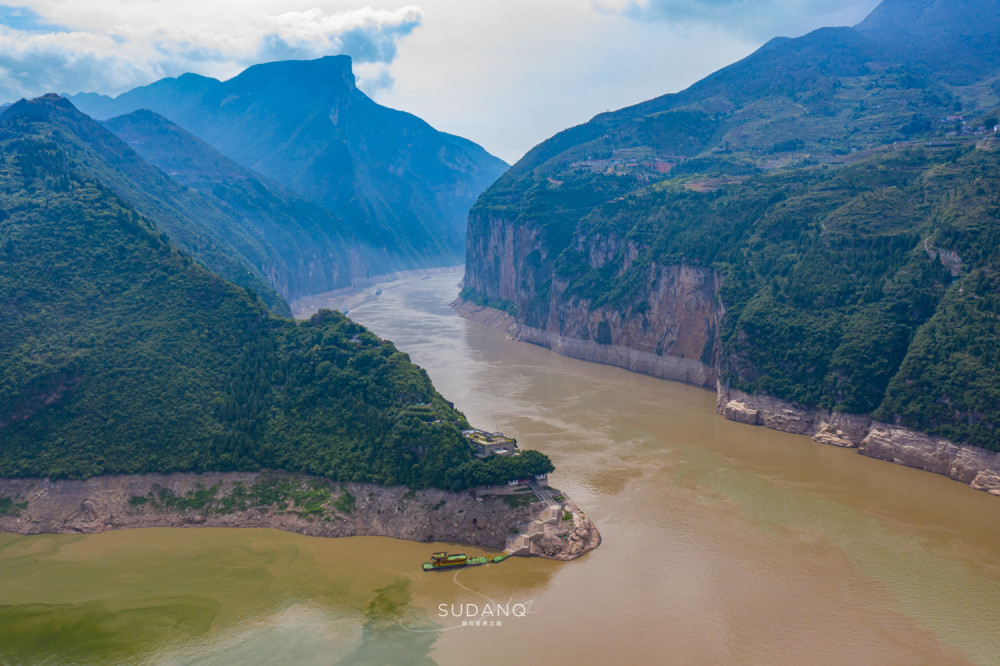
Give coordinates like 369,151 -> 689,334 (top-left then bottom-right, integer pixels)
0,472 -> 601,559
717,387 -> 1000,496
453,298 -> 1000,497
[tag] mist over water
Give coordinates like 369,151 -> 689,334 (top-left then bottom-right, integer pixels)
3,272 -> 1000,665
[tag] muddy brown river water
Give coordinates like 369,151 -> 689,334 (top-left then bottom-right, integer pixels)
2,271 -> 999,665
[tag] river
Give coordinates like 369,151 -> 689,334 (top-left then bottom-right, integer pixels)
3,271 -> 1000,665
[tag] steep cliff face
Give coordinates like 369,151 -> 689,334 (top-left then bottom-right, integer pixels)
458,204 -> 1000,497
463,211 -> 720,387
464,212 -> 533,305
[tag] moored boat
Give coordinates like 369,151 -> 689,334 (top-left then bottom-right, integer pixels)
421,552 -> 493,571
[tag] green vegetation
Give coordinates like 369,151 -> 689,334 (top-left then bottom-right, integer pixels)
473,144 -> 1000,450
0,496 -> 28,516
502,493 -> 536,509
474,145 -> 1000,450
458,286 -> 517,316
465,5 -> 1000,453
132,476 -> 347,518
334,488 -> 356,515
0,96 -> 553,490
2,95 -> 289,315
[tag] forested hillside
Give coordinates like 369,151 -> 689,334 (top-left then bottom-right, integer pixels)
462,0 -> 1000,452
0,97 -> 551,489
2,95 -> 290,314
103,109 -> 392,301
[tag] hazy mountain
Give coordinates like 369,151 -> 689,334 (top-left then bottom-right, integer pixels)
460,0 -> 1000,451
103,109 -> 394,301
69,56 -> 509,268
856,0 -> 1000,84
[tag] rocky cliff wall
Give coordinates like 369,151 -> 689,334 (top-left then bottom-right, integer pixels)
464,213 -> 532,304
462,209 -> 1000,496
462,210 -> 721,388
454,295 -> 1000,497
453,297 -> 715,387
0,472 -> 599,559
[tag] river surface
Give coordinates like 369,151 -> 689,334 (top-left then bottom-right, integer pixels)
4,271 -> 1000,665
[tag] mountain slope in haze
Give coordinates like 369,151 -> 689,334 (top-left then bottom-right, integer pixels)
856,0 -> 1000,85
2,95 -> 289,314
70,55 -> 509,268
460,0 -> 1000,453
0,97 -> 553,489
103,109 -> 395,301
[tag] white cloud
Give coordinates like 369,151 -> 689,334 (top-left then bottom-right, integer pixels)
0,2 -> 423,100
0,0 -> 885,162
603,0 -> 879,40
376,0 -> 881,161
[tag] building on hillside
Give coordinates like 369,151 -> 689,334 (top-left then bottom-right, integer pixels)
463,429 -> 518,457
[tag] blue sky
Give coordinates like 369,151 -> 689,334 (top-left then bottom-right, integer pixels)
0,1 -> 881,162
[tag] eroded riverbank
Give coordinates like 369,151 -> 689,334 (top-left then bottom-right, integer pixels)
0,472 -> 599,560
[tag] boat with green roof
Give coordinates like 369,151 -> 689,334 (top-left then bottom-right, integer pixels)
421,551 -> 507,571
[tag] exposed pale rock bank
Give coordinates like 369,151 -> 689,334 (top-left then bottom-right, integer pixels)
717,387 -> 1000,496
0,472 -> 601,559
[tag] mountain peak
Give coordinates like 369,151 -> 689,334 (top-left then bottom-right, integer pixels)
231,54 -> 356,93
856,0 -> 995,35
1,93 -> 87,126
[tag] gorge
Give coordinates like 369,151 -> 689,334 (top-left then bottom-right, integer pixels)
457,0 -> 1000,495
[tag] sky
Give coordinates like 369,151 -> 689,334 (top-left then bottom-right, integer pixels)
0,1 -> 882,163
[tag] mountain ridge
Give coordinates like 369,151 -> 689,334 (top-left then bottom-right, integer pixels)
1,94 -> 290,314
101,108 -> 395,301
68,55 -> 509,271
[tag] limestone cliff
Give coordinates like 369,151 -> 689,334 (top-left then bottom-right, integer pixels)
463,211 -> 720,387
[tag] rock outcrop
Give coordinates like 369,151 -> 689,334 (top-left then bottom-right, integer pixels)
716,387 -> 1000,496
531,496 -> 602,561
456,291 -> 1000,498
460,202 -> 1000,498
0,472 -> 599,558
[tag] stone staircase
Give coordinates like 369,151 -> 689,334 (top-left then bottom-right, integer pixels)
504,501 -> 565,556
